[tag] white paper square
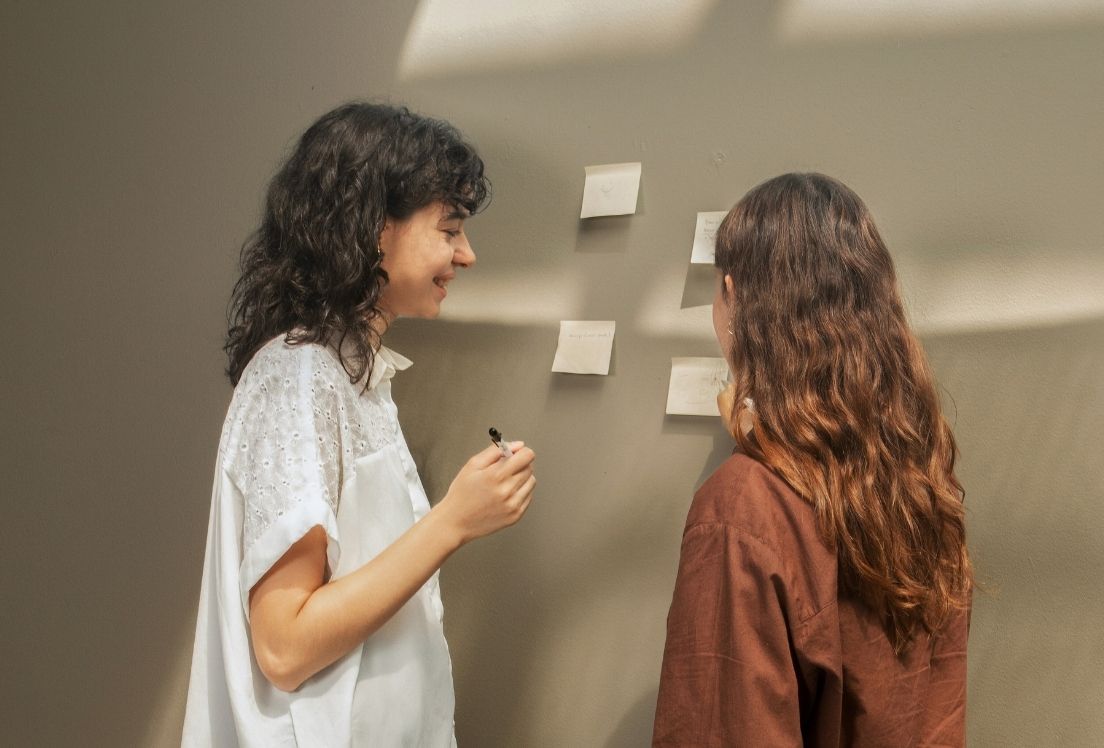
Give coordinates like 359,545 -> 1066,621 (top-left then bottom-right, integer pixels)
580,162 -> 641,218
665,357 -> 731,416
690,211 -> 727,264
551,320 -> 616,375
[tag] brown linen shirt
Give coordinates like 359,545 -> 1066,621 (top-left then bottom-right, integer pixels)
653,453 -> 969,747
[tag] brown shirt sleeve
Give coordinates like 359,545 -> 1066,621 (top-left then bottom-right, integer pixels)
918,596 -> 971,747
653,522 -> 805,748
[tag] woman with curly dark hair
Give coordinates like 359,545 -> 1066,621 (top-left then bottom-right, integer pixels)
654,173 -> 972,746
183,102 -> 536,746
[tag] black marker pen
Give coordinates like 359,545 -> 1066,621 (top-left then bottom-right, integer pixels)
489,427 -> 513,458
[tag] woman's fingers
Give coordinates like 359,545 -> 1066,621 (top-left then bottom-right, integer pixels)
508,475 -> 537,522
501,445 -> 535,472
470,442 -> 533,473
506,466 -> 533,495
517,473 -> 536,502
471,443 -> 508,469
490,447 -> 534,486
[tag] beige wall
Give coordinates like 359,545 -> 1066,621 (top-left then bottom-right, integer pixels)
3,2 -> 1102,745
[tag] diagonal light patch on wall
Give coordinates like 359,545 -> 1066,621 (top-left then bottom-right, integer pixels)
631,244 -> 1104,340
780,0 -> 1104,42
897,245 -> 1104,336
398,0 -> 719,81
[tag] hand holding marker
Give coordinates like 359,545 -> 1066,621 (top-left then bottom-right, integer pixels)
438,427 -> 533,544
489,427 -> 513,458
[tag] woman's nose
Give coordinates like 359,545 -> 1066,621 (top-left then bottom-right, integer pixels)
454,238 -> 476,268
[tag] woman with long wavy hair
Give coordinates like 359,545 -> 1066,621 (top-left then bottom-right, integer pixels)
654,173 -> 972,746
183,102 -> 536,746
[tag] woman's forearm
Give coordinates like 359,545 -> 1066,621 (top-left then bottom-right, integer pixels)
251,506 -> 463,692
250,443 -> 534,692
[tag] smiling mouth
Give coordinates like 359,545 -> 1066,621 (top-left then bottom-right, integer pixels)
433,276 -> 452,289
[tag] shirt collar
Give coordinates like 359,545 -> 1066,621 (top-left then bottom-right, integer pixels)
368,345 -> 413,390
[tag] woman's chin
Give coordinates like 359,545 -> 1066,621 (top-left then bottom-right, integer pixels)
419,303 -> 443,320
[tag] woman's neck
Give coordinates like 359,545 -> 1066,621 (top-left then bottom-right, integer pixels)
370,310 -> 395,343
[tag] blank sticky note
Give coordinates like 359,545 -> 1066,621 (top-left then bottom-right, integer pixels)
690,211 -> 727,264
551,321 -> 616,375
580,162 -> 641,218
665,357 -> 730,416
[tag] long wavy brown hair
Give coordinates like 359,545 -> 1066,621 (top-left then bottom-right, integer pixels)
715,172 -> 971,651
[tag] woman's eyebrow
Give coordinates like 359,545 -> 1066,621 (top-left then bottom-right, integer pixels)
441,207 -> 470,222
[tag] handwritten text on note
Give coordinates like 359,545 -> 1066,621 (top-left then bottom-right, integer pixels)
551,320 -> 616,375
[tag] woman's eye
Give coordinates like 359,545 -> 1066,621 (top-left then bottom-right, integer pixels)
443,228 -> 460,238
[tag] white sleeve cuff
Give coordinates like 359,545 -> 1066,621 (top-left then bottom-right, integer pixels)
238,498 -> 341,619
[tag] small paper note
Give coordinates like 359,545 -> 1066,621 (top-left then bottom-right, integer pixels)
551,321 -> 616,375
690,211 -> 727,264
580,162 -> 642,218
665,357 -> 730,416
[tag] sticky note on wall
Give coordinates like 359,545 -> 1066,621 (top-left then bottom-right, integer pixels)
690,211 -> 727,264
580,162 -> 642,218
551,321 -> 616,375
665,357 -> 730,416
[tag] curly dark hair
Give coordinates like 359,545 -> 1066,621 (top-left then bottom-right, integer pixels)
225,102 -> 490,386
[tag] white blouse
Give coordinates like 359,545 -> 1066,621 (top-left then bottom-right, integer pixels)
182,336 -> 456,747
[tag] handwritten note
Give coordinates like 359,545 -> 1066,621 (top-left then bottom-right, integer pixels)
580,162 -> 641,218
551,320 -> 616,375
690,211 -> 727,264
665,357 -> 730,416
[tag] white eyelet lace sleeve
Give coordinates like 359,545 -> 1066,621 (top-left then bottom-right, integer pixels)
221,341 -> 346,615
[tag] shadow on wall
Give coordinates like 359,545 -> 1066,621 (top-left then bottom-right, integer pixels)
606,687 -> 662,747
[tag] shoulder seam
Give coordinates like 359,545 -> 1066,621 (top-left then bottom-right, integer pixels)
683,521 -> 832,627
683,521 -> 786,570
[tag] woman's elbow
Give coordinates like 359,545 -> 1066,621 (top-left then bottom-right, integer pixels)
252,639 -> 309,693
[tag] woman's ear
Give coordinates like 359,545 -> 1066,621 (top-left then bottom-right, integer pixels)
723,274 -> 735,298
